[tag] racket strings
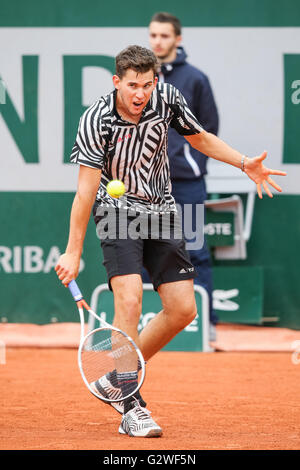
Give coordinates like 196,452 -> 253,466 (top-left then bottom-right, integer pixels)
80,327 -> 141,401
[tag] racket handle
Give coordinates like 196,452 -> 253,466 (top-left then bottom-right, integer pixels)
68,280 -> 83,302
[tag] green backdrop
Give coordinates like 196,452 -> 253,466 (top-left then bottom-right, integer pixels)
1,0 -> 300,27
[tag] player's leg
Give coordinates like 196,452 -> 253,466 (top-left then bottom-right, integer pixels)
91,209 -> 147,416
110,273 -> 143,345
138,278 -> 197,361
94,229 -> 162,436
98,229 -> 145,402
90,272 -> 146,415
140,222 -> 197,360
110,274 -> 161,437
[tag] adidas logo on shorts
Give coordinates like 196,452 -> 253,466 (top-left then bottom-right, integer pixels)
179,267 -> 194,274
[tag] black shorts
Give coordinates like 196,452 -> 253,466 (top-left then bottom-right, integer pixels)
93,205 -> 196,291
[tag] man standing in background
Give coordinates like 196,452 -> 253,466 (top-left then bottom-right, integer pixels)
148,12 -> 219,339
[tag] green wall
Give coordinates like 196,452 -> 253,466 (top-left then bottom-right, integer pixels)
1,0 -> 300,27
214,194 -> 300,328
1,192 -> 299,328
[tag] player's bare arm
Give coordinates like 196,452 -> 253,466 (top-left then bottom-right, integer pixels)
185,130 -> 287,199
55,165 -> 102,285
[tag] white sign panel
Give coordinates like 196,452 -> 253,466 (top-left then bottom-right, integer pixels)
0,28 -> 299,193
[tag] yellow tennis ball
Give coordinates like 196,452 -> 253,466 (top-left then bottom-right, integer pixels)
106,179 -> 126,198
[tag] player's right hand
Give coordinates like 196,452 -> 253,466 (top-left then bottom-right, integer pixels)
55,253 -> 81,286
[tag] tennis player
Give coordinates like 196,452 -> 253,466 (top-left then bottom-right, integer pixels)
55,45 -> 286,438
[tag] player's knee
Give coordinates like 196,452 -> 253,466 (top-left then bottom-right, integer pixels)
182,304 -> 197,327
119,295 -> 142,320
172,301 -> 197,329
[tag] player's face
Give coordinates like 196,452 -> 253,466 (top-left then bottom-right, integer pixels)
149,21 -> 181,63
113,69 -> 158,119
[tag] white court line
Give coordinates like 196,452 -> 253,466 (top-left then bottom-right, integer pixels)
0,340 -> 6,364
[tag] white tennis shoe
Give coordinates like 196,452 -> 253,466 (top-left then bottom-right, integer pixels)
119,402 -> 162,438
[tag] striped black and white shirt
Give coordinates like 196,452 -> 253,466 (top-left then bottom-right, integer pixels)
70,82 -> 203,214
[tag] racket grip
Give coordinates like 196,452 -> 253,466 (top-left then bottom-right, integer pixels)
68,280 -> 83,302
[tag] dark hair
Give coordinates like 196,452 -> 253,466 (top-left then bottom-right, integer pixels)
115,45 -> 158,79
150,12 -> 182,36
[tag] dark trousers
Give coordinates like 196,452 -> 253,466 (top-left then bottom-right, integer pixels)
170,178 -> 218,325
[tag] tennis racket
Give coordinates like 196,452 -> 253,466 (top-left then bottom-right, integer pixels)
68,280 -> 145,405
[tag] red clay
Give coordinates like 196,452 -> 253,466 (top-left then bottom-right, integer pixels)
1,348 -> 299,450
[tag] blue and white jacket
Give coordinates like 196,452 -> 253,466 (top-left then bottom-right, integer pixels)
159,47 -> 219,181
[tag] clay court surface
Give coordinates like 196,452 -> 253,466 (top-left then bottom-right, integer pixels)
1,348 -> 299,450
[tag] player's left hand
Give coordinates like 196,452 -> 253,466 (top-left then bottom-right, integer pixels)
244,151 -> 287,199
